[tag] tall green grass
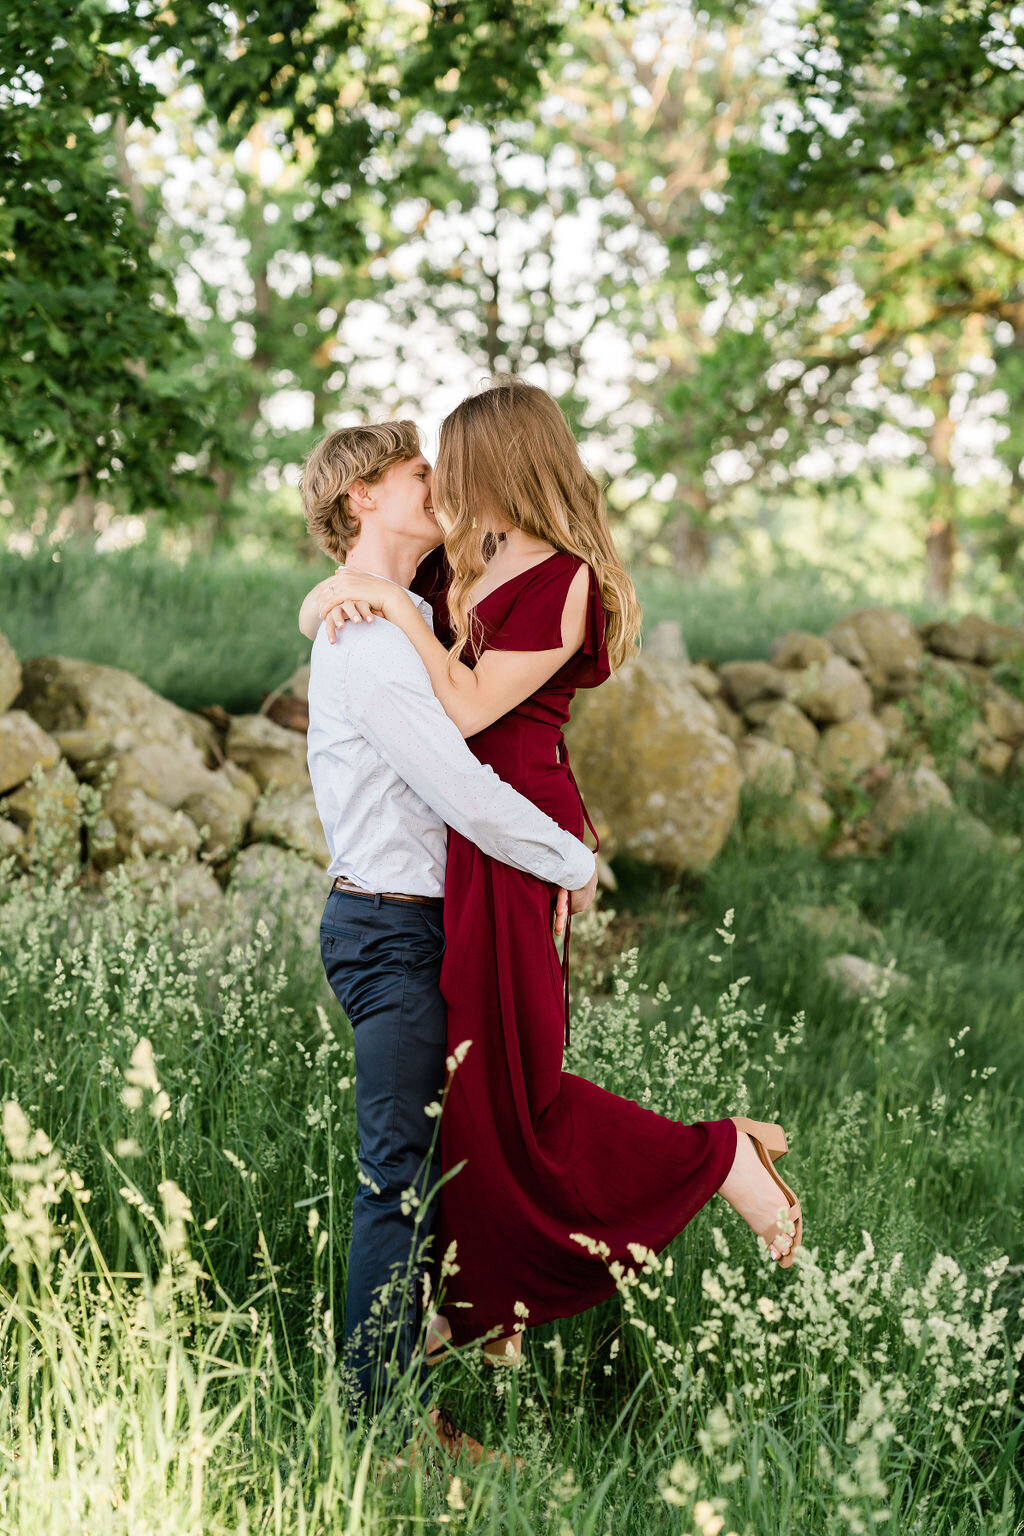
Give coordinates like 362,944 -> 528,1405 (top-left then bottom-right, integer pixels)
0,541 -> 993,712
0,544 -> 320,713
1,794 -> 1021,1533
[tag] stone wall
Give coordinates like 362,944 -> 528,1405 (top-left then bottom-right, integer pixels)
1,605 -> 1022,905
566,607 -> 1024,871
0,636 -> 329,930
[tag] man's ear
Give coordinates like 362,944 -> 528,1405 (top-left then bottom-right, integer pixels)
348,479 -> 375,512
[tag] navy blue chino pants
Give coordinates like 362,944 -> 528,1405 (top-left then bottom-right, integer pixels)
320,888 -> 448,1421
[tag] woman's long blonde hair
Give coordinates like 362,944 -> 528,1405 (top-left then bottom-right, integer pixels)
433,379 -> 642,670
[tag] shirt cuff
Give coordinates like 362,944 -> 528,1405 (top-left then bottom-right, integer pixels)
558,839 -> 596,891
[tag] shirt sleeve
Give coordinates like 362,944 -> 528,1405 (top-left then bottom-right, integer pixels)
342,624 -> 595,890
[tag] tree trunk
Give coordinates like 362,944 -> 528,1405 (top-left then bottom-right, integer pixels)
65,472 -> 97,537
670,511 -> 709,576
924,514 -> 955,601
925,381 -> 956,600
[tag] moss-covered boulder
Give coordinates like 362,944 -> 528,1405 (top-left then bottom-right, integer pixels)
0,711 -> 60,795
93,787 -> 202,870
249,783 -> 329,867
869,763 -> 953,839
816,716 -> 888,782
0,630 -> 21,715
16,655 -> 213,765
826,607 -> 924,692
565,656 -> 741,872
225,714 -> 310,792
790,655 -> 873,724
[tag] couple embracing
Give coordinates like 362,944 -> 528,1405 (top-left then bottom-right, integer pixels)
298,379 -> 802,1462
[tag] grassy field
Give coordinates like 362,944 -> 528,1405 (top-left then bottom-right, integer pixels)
0,541 -> 986,712
1,544 -> 1022,1532
1,790 -> 1021,1534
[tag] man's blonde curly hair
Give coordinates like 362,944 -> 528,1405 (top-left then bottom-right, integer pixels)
301,420 -> 421,561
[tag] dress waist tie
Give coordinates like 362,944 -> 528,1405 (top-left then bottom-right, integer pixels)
557,733 -> 600,1052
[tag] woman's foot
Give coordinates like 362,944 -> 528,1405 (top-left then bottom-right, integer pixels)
717,1120 -> 800,1264
424,1311 -> 452,1364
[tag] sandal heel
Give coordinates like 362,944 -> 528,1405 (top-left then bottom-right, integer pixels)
729,1116 -> 803,1267
730,1116 -> 788,1160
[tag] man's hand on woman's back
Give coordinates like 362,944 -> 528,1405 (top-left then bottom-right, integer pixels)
554,866 -> 598,937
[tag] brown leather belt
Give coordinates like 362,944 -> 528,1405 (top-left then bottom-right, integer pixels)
332,876 -> 443,909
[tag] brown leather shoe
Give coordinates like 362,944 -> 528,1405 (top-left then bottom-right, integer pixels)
384,1404 -> 522,1474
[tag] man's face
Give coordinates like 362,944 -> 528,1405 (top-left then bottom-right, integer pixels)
371,454 -> 442,552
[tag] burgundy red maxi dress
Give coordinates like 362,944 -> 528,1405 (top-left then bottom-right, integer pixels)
433,550 -> 738,1346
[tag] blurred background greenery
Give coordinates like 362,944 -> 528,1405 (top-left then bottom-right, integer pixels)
3,0 -> 1023,679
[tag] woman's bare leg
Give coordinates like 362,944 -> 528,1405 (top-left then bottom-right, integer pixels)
425,1311 -> 451,1357
717,1127 -> 795,1261
424,1313 -> 523,1365
483,1330 -> 523,1366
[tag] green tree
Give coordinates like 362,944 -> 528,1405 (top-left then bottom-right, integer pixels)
690,0 -> 1024,596
335,3 -> 776,573
1,0 -> 620,517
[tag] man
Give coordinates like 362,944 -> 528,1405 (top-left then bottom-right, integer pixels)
298,421 -> 597,1459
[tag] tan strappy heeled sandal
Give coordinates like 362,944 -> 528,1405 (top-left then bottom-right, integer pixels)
729,1116 -> 803,1268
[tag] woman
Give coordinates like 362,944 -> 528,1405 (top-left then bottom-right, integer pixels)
315,380 -> 802,1364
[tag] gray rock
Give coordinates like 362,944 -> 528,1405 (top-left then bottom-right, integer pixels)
16,655 -> 214,765
1,762 -> 82,868
0,815 -> 24,858
793,904 -> 883,948
0,630 -> 21,715
565,656 -> 741,872
227,843 -> 329,938
109,858 -> 226,928
824,953 -> 911,1000
978,740 -> 1013,777
249,783 -> 329,867
876,702 -> 910,749
770,630 -> 833,670
94,787 -> 201,870
225,714 -> 311,791
709,696 -> 744,743
90,740 -> 217,808
869,763 -> 953,838
751,786 -> 834,847
791,655 -> 873,724
791,790 -> 834,841
825,608 -> 924,689
753,699 -> 819,757
984,685 -> 1024,746
275,662 -> 310,703
815,716 -> 887,782
684,662 -> 721,699
180,787 -> 253,858
738,735 -> 797,795
644,620 -> 689,664
718,660 -> 789,711
0,711 -> 61,795
179,762 -> 259,859
264,663 -> 312,731
923,614 -> 1024,666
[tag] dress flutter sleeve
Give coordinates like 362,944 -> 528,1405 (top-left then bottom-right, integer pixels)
572,564 -> 612,690
484,553 -> 611,688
